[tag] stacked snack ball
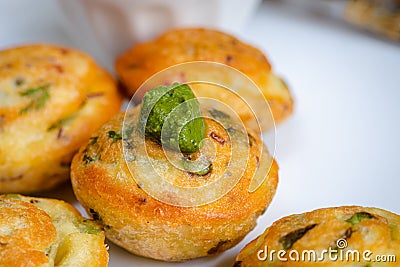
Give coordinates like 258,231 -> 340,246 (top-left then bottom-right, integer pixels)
345,0 -> 400,41
0,194 -> 108,267
235,206 -> 400,267
0,44 -> 123,193
115,28 -> 294,132
70,107 -> 279,262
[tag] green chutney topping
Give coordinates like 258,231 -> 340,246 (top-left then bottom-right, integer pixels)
182,157 -> 212,176
139,83 -> 205,154
346,212 -> 375,225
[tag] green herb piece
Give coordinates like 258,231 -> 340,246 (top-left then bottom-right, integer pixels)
209,109 -> 230,119
346,212 -> 375,225
3,194 -> 21,199
83,137 -> 98,154
138,83 -> 205,154
77,220 -> 101,234
182,158 -> 212,176
83,154 -> 98,165
48,114 -> 76,131
279,224 -> 317,250
82,137 -> 100,166
108,130 -> 122,142
19,84 -> 50,114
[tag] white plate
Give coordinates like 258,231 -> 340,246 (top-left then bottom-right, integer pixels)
1,1 -> 400,266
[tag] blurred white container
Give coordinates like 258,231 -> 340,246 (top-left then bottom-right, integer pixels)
58,0 -> 261,70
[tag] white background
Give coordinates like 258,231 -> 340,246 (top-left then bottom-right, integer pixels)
1,1 -> 399,266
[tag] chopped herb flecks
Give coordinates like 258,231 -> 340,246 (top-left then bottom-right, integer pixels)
280,224 -> 317,250
82,136 -> 100,166
19,84 -> 50,114
48,114 -> 76,131
83,154 -> 98,165
77,220 -> 101,234
346,212 -> 375,225
108,130 -> 122,142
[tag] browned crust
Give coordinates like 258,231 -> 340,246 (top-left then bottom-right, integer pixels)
236,206 -> 400,266
0,194 -> 108,267
0,44 -> 123,193
71,109 -> 279,261
115,28 -> 293,126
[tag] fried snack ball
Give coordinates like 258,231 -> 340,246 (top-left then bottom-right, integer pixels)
345,0 -> 400,41
0,44 -> 123,193
115,28 -> 293,131
235,206 -> 400,267
0,194 -> 108,267
71,108 -> 279,262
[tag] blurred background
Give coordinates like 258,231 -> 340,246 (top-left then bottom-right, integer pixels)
0,0 -> 399,69
0,1 -> 399,266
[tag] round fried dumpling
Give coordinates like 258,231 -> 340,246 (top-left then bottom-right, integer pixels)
115,28 -> 293,131
235,206 -> 400,267
0,194 -> 108,267
0,44 -> 123,193
71,107 -> 279,261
